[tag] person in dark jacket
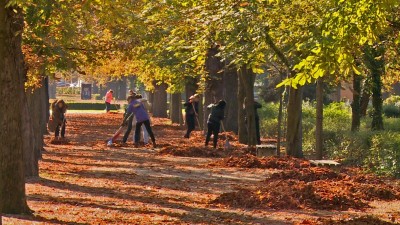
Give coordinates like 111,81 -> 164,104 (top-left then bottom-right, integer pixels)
254,101 -> 262,145
183,94 -> 199,138
51,99 -> 68,139
205,100 -> 226,149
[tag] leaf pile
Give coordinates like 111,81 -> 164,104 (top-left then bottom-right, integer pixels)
212,166 -> 400,210
209,154 -> 312,169
296,215 -> 399,225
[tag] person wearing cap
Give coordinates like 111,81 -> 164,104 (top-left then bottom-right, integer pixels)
183,94 -> 200,138
205,100 -> 226,149
105,89 -> 114,112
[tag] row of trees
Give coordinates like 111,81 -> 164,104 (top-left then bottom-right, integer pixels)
1,0 -> 399,216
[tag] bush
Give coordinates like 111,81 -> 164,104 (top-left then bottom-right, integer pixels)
365,131 -> 400,178
66,102 -> 121,110
92,94 -> 103,100
259,101 -> 400,177
259,102 -> 280,137
383,104 -> 400,118
57,87 -> 80,95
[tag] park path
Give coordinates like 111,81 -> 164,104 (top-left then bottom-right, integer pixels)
2,113 -> 399,225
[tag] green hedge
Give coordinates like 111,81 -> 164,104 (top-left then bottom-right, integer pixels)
66,102 -> 122,110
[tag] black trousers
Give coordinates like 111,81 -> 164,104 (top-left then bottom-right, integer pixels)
205,122 -> 220,148
135,120 -> 155,144
55,121 -> 66,138
105,102 -> 111,112
185,115 -> 196,137
122,116 -> 134,143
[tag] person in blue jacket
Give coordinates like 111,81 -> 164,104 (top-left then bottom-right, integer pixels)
123,95 -> 156,148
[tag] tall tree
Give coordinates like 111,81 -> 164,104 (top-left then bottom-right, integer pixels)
365,44 -> 385,130
0,3 -> 30,214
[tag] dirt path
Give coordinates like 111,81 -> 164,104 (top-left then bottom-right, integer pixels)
2,113 -> 400,225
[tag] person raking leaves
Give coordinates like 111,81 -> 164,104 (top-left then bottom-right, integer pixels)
122,95 -> 157,148
183,94 -> 200,138
205,100 -> 226,149
48,99 -> 68,140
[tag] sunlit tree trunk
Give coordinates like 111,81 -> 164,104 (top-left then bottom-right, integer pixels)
0,3 -> 30,214
286,86 -> 304,158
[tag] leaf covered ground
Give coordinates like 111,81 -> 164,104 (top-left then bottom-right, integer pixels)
3,113 -> 400,225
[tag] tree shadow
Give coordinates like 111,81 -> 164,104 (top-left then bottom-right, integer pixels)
3,213 -> 89,225
27,177 -> 287,224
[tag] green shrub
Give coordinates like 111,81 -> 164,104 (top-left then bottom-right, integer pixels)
259,102 -> 280,137
66,102 -> 121,110
383,104 -> 400,118
365,131 -> 400,178
57,87 -> 80,95
92,94 -> 103,100
259,100 -> 400,177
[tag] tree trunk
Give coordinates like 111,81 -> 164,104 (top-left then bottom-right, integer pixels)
185,76 -> 198,101
40,78 -> 49,135
148,91 -> 154,114
152,82 -> 168,118
203,46 -> 224,133
238,71 -> 248,144
351,73 -> 362,131
286,86 -> 304,158
223,64 -> 239,133
365,45 -> 384,130
0,4 -> 30,214
170,93 -> 181,124
277,86 -> 284,157
92,82 -> 99,95
360,90 -> 370,117
128,76 -> 136,92
117,77 -> 127,100
23,89 -> 39,177
315,78 -> 324,159
239,66 -> 257,146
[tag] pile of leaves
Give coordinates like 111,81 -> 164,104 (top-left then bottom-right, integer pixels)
296,215 -> 399,225
211,166 -> 400,210
209,154 -> 311,169
155,124 -> 250,157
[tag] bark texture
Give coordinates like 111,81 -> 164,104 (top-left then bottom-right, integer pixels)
0,3 -> 30,214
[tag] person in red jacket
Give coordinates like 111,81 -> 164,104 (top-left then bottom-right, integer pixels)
105,89 -> 113,112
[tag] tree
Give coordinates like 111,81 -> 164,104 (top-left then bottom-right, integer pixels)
0,2 -> 30,214
365,44 -> 385,130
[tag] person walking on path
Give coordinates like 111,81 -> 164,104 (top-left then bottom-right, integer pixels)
205,100 -> 226,149
105,89 -> 114,112
50,99 -> 68,140
183,94 -> 200,138
123,95 -> 157,148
